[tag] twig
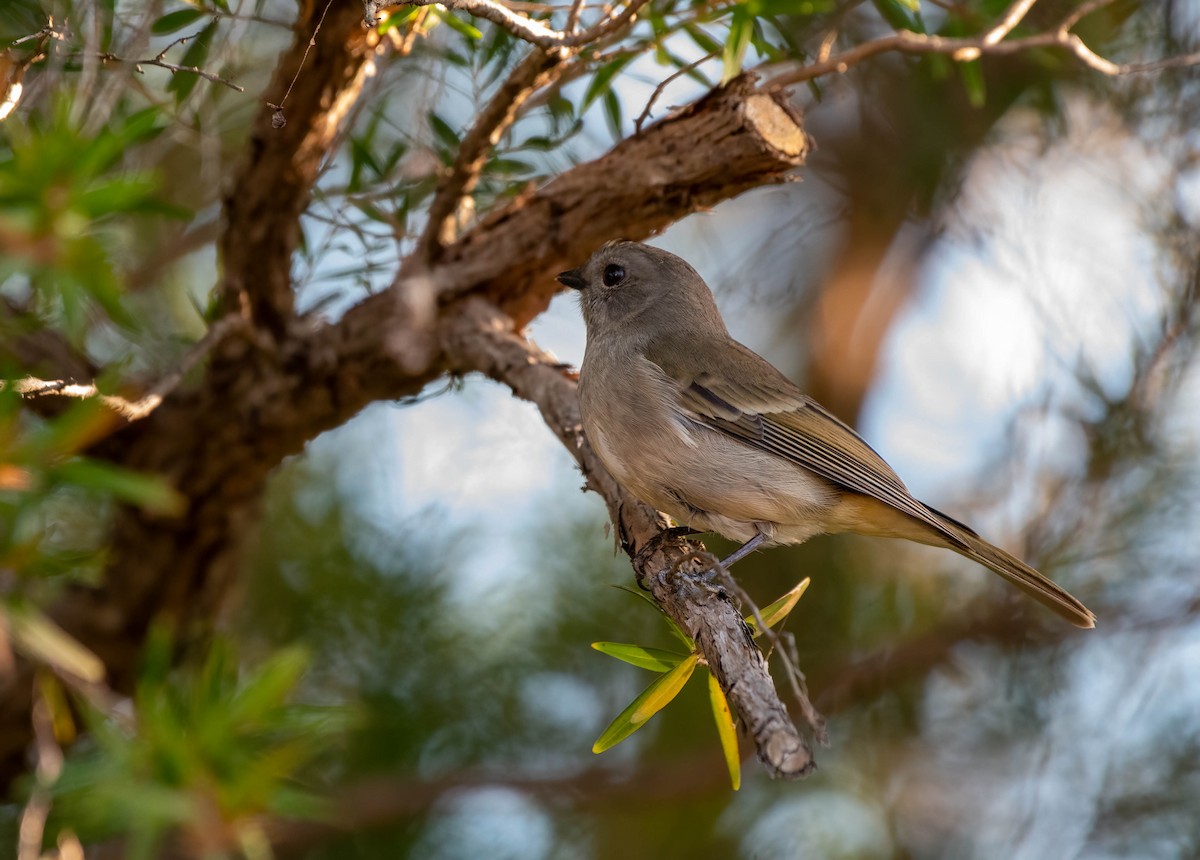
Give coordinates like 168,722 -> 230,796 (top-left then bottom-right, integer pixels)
414,49 -> 563,260
710,561 -> 827,742
981,0 -> 1039,46
399,0 -> 652,48
270,0 -> 336,126
17,679 -> 64,860
6,315 -> 242,422
88,46 -> 244,92
633,51 -> 716,134
765,0 -> 1200,88
566,0 -> 587,32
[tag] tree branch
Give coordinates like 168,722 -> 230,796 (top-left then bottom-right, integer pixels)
390,0 -> 653,49
414,47 -> 565,262
393,75 -> 809,327
765,0 -> 1200,89
216,0 -> 376,335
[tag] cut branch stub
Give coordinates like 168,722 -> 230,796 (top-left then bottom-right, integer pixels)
423,75 -> 809,327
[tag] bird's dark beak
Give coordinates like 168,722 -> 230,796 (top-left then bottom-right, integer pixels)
556,268 -> 587,290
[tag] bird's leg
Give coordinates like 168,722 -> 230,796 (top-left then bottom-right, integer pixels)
717,531 -> 767,569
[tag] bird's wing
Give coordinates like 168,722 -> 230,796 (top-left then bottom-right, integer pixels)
650,339 -> 973,549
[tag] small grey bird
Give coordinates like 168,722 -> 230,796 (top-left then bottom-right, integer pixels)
558,240 -> 1095,629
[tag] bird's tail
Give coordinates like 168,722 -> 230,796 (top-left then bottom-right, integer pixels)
937,513 -> 1096,629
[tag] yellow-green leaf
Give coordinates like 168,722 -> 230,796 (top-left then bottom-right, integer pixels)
746,577 -> 810,636
707,670 -> 740,790
592,654 -> 698,753
591,642 -> 687,672
4,602 -> 106,683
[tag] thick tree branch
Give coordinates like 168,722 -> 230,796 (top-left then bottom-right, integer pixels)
216,0 -> 375,335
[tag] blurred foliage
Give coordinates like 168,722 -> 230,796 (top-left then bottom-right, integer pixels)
45,631 -> 348,859
0,0 -> 1197,858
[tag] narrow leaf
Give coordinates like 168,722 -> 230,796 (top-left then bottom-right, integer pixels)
4,602 -> 106,682
434,8 -> 484,40
583,56 -> 633,111
53,459 -> 187,516
151,8 -> 206,34
722,8 -> 754,84
747,577 -> 810,635
593,654 -> 698,753
959,58 -> 986,108
429,112 -> 461,151
707,670 -> 740,790
591,642 -> 687,672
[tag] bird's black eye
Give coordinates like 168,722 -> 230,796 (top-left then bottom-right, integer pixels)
602,264 -> 625,287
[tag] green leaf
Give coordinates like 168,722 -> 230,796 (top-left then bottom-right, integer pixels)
583,56 -> 633,111
4,601 -> 107,682
746,577 -> 810,636
707,670 -> 740,790
871,0 -> 921,31
959,58 -> 986,107
52,459 -> 187,516
602,89 -> 623,139
429,112 -> 460,151
684,24 -> 722,55
591,642 -> 687,672
433,7 -> 483,40
722,7 -> 754,84
151,8 -> 206,35
485,157 -> 533,175
593,654 -> 698,753
228,647 -> 309,724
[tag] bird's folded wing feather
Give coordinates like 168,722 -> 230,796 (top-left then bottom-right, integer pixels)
649,340 -> 972,549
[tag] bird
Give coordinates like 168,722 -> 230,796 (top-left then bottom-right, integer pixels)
557,240 -> 1095,629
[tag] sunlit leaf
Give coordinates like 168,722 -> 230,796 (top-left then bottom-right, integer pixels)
591,642 -> 687,672
722,7 -> 754,84
435,8 -> 483,40
746,577 -> 810,636
593,654 -> 698,753
4,601 -> 106,682
707,670 -> 740,790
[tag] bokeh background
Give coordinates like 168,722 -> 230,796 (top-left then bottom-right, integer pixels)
2,0 -> 1199,857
